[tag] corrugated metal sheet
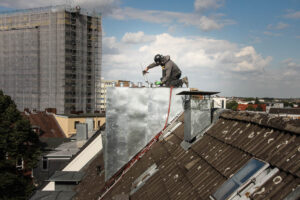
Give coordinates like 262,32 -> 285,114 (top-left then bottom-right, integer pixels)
75,110 -> 300,200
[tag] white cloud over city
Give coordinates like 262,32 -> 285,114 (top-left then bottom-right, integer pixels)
109,7 -> 234,31
194,0 -> 224,11
0,0 -> 120,15
267,22 -> 290,30
0,0 -> 234,31
1,0 -> 299,97
100,32 -> 299,97
284,10 -> 300,19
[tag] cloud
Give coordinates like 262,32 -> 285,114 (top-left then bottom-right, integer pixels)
282,58 -> 300,68
194,0 -> 224,11
102,32 -> 299,97
102,32 -> 272,79
263,31 -> 281,37
110,7 -> 235,31
267,22 -> 290,30
284,10 -> 300,19
121,31 -> 155,44
0,0 -> 234,31
0,0 -> 120,16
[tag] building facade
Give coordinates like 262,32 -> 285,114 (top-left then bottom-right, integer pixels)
0,5 -> 102,114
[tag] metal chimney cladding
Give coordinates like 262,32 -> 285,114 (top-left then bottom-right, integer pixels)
103,87 -> 188,181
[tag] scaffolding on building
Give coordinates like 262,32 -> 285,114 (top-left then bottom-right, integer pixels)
0,5 -> 102,114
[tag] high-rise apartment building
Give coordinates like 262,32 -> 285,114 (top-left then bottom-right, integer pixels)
0,5 -> 102,114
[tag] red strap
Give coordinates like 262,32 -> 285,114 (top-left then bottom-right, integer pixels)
163,86 -> 173,130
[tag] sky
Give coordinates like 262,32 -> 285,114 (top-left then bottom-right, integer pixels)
0,0 -> 300,98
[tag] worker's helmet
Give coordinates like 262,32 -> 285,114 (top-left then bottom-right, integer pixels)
154,54 -> 162,64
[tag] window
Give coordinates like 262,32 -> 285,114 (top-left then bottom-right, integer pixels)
42,157 -> 48,170
16,157 -> 24,170
211,158 -> 269,200
74,121 -> 80,129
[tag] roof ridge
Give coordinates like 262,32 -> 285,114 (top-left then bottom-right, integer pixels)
220,110 -> 300,135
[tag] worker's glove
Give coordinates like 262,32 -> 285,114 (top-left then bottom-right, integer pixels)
155,81 -> 162,86
142,70 -> 148,75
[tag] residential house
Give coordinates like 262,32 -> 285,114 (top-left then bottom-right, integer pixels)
269,108 -> 300,119
237,104 -> 266,111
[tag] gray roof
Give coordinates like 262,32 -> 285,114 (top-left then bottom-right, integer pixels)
49,171 -> 85,182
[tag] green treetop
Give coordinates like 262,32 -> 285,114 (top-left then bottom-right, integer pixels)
0,90 -> 41,199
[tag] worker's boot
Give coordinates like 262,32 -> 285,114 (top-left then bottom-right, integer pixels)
182,77 -> 189,88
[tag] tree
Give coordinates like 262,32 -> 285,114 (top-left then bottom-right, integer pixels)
283,101 -> 293,108
246,105 -> 255,111
255,97 -> 260,105
256,104 -> 263,111
0,90 -> 41,199
226,100 -> 238,111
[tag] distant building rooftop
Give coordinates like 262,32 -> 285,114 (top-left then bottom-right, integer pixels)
23,111 -> 66,138
269,108 -> 300,115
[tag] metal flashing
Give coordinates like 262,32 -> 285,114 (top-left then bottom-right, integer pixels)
130,164 -> 159,195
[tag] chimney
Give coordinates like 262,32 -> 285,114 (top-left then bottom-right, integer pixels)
76,123 -> 88,141
177,90 -> 219,150
45,108 -> 57,114
103,87 -> 189,180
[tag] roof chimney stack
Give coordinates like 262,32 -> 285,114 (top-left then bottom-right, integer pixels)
177,91 -> 219,150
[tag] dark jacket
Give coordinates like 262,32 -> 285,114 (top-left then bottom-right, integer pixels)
147,55 -> 181,84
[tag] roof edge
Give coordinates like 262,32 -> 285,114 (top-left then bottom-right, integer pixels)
220,110 -> 300,135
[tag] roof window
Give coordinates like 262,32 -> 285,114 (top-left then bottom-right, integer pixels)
211,158 -> 278,200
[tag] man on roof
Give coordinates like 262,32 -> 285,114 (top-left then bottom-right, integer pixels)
143,54 -> 189,88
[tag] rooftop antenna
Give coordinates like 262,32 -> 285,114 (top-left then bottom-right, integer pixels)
140,64 -> 150,87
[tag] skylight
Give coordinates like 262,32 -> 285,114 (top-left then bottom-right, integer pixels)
211,158 -> 270,200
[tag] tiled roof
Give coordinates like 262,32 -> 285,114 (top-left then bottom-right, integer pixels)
73,152 -> 105,200
24,112 -> 66,138
269,108 -> 300,115
75,110 -> 300,200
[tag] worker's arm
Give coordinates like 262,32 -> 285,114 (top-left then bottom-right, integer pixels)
144,62 -> 159,72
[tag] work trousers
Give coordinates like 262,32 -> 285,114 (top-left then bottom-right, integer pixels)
165,73 -> 182,87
